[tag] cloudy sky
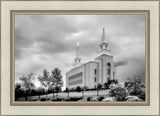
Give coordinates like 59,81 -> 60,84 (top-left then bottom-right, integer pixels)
15,15 -> 145,88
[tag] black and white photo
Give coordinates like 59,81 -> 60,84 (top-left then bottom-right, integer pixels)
15,15 -> 146,102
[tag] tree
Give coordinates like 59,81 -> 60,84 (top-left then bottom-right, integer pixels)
15,83 -> 22,100
38,69 -> 54,98
20,73 -> 35,101
124,76 -> 145,100
51,68 -> 63,96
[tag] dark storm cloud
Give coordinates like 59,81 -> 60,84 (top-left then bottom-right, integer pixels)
114,61 -> 128,67
15,15 -> 145,85
15,15 -> 80,59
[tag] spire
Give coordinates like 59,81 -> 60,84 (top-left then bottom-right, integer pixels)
102,28 -> 106,42
75,42 -> 81,65
76,42 -> 80,58
98,28 -> 112,56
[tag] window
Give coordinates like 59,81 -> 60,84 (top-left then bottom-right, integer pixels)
94,69 -> 97,75
94,77 -> 96,82
107,63 -> 111,75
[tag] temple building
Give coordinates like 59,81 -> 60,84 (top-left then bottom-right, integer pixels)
66,28 -> 116,89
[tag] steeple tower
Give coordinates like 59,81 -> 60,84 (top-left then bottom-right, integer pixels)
98,28 -> 112,56
74,42 -> 81,66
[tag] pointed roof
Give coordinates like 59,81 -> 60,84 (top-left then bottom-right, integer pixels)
98,28 -> 112,56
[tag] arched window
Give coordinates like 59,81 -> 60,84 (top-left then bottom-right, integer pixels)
94,69 -> 97,75
107,63 -> 111,76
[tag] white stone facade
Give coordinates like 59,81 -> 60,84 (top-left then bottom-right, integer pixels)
66,29 -> 116,89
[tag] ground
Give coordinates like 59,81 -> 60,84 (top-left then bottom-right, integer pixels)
16,89 -> 144,102
16,89 -> 110,101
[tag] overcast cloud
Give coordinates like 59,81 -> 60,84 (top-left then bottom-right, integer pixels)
15,15 -> 145,87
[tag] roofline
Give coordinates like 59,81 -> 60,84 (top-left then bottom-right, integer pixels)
95,54 -> 113,59
66,60 -> 98,75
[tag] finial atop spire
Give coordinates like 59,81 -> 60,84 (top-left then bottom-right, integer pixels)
102,28 -> 106,42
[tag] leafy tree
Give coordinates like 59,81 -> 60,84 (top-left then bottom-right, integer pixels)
124,76 -> 145,100
15,83 -> 23,100
20,73 -> 35,100
38,69 -> 54,98
51,68 -> 63,96
38,68 -> 63,98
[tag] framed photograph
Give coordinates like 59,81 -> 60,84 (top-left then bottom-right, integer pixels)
0,0 -> 159,116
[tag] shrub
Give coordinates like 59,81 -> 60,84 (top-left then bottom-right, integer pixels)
108,86 -> 126,101
104,79 -> 118,89
97,83 -> 102,89
75,86 -> 82,92
104,82 -> 110,89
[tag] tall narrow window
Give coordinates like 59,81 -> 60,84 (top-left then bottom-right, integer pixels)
107,63 -> 111,76
94,77 -> 96,82
94,69 -> 97,75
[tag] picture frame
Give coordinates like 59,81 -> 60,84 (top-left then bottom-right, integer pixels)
0,0 -> 159,116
